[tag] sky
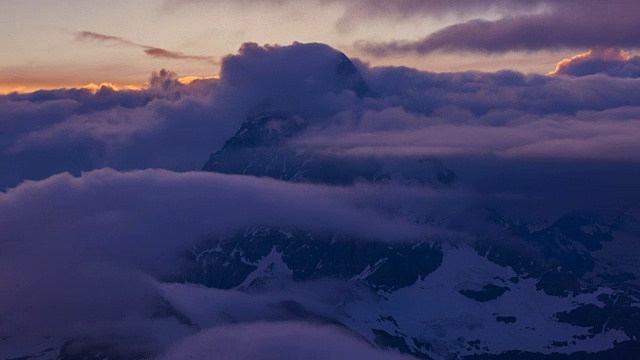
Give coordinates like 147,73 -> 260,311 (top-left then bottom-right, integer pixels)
4,0 -> 632,93
2,1 -> 640,359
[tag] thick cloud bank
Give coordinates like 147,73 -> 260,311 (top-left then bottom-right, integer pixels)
3,43 -> 640,189
0,168 -> 427,356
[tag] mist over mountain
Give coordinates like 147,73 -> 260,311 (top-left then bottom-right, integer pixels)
1,42 -> 639,359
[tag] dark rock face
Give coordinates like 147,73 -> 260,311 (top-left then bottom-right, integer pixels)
202,113 -> 387,185
529,215 -> 611,277
482,209 -> 612,278
459,284 -> 510,302
56,341 -> 150,360
496,316 -> 517,324
536,271 -> 582,297
465,340 -> 640,360
556,291 -> 640,339
335,53 -> 370,97
547,215 -> 613,251
203,112 -> 457,186
183,227 -> 443,293
372,329 -> 432,359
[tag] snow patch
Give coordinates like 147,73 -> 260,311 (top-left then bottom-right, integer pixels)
236,247 -> 293,289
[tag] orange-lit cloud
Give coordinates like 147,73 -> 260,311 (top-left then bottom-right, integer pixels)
549,48 -> 631,75
1,81 -> 146,95
549,47 -> 640,77
0,75 -> 78,94
76,31 -> 219,64
177,75 -> 220,84
0,81 -> 145,95
81,82 -> 145,93
0,76 -> 220,95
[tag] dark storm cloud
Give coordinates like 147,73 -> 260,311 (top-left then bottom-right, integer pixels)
357,1 -> 640,55
76,31 -> 218,64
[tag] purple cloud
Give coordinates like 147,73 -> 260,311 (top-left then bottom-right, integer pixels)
76,31 -> 218,64
292,107 -> 640,160
3,41 -> 640,192
357,1 -> 640,55
0,167 -> 436,355
0,42 -> 373,189
165,0 -> 549,20
158,321 -> 413,360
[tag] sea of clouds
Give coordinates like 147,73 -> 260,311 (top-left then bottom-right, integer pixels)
1,35 -> 640,358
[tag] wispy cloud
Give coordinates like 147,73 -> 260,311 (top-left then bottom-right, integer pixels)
75,31 -> 218,64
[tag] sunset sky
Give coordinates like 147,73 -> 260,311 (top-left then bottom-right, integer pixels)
5,0 -> 633,93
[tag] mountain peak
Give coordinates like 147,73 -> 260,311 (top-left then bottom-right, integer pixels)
220,113 -> 306,150
221,42 -> 369,97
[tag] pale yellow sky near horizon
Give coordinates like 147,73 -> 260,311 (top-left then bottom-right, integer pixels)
0,0 -> 583,93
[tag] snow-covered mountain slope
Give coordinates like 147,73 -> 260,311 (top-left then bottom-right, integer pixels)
181,215 -> 640,359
